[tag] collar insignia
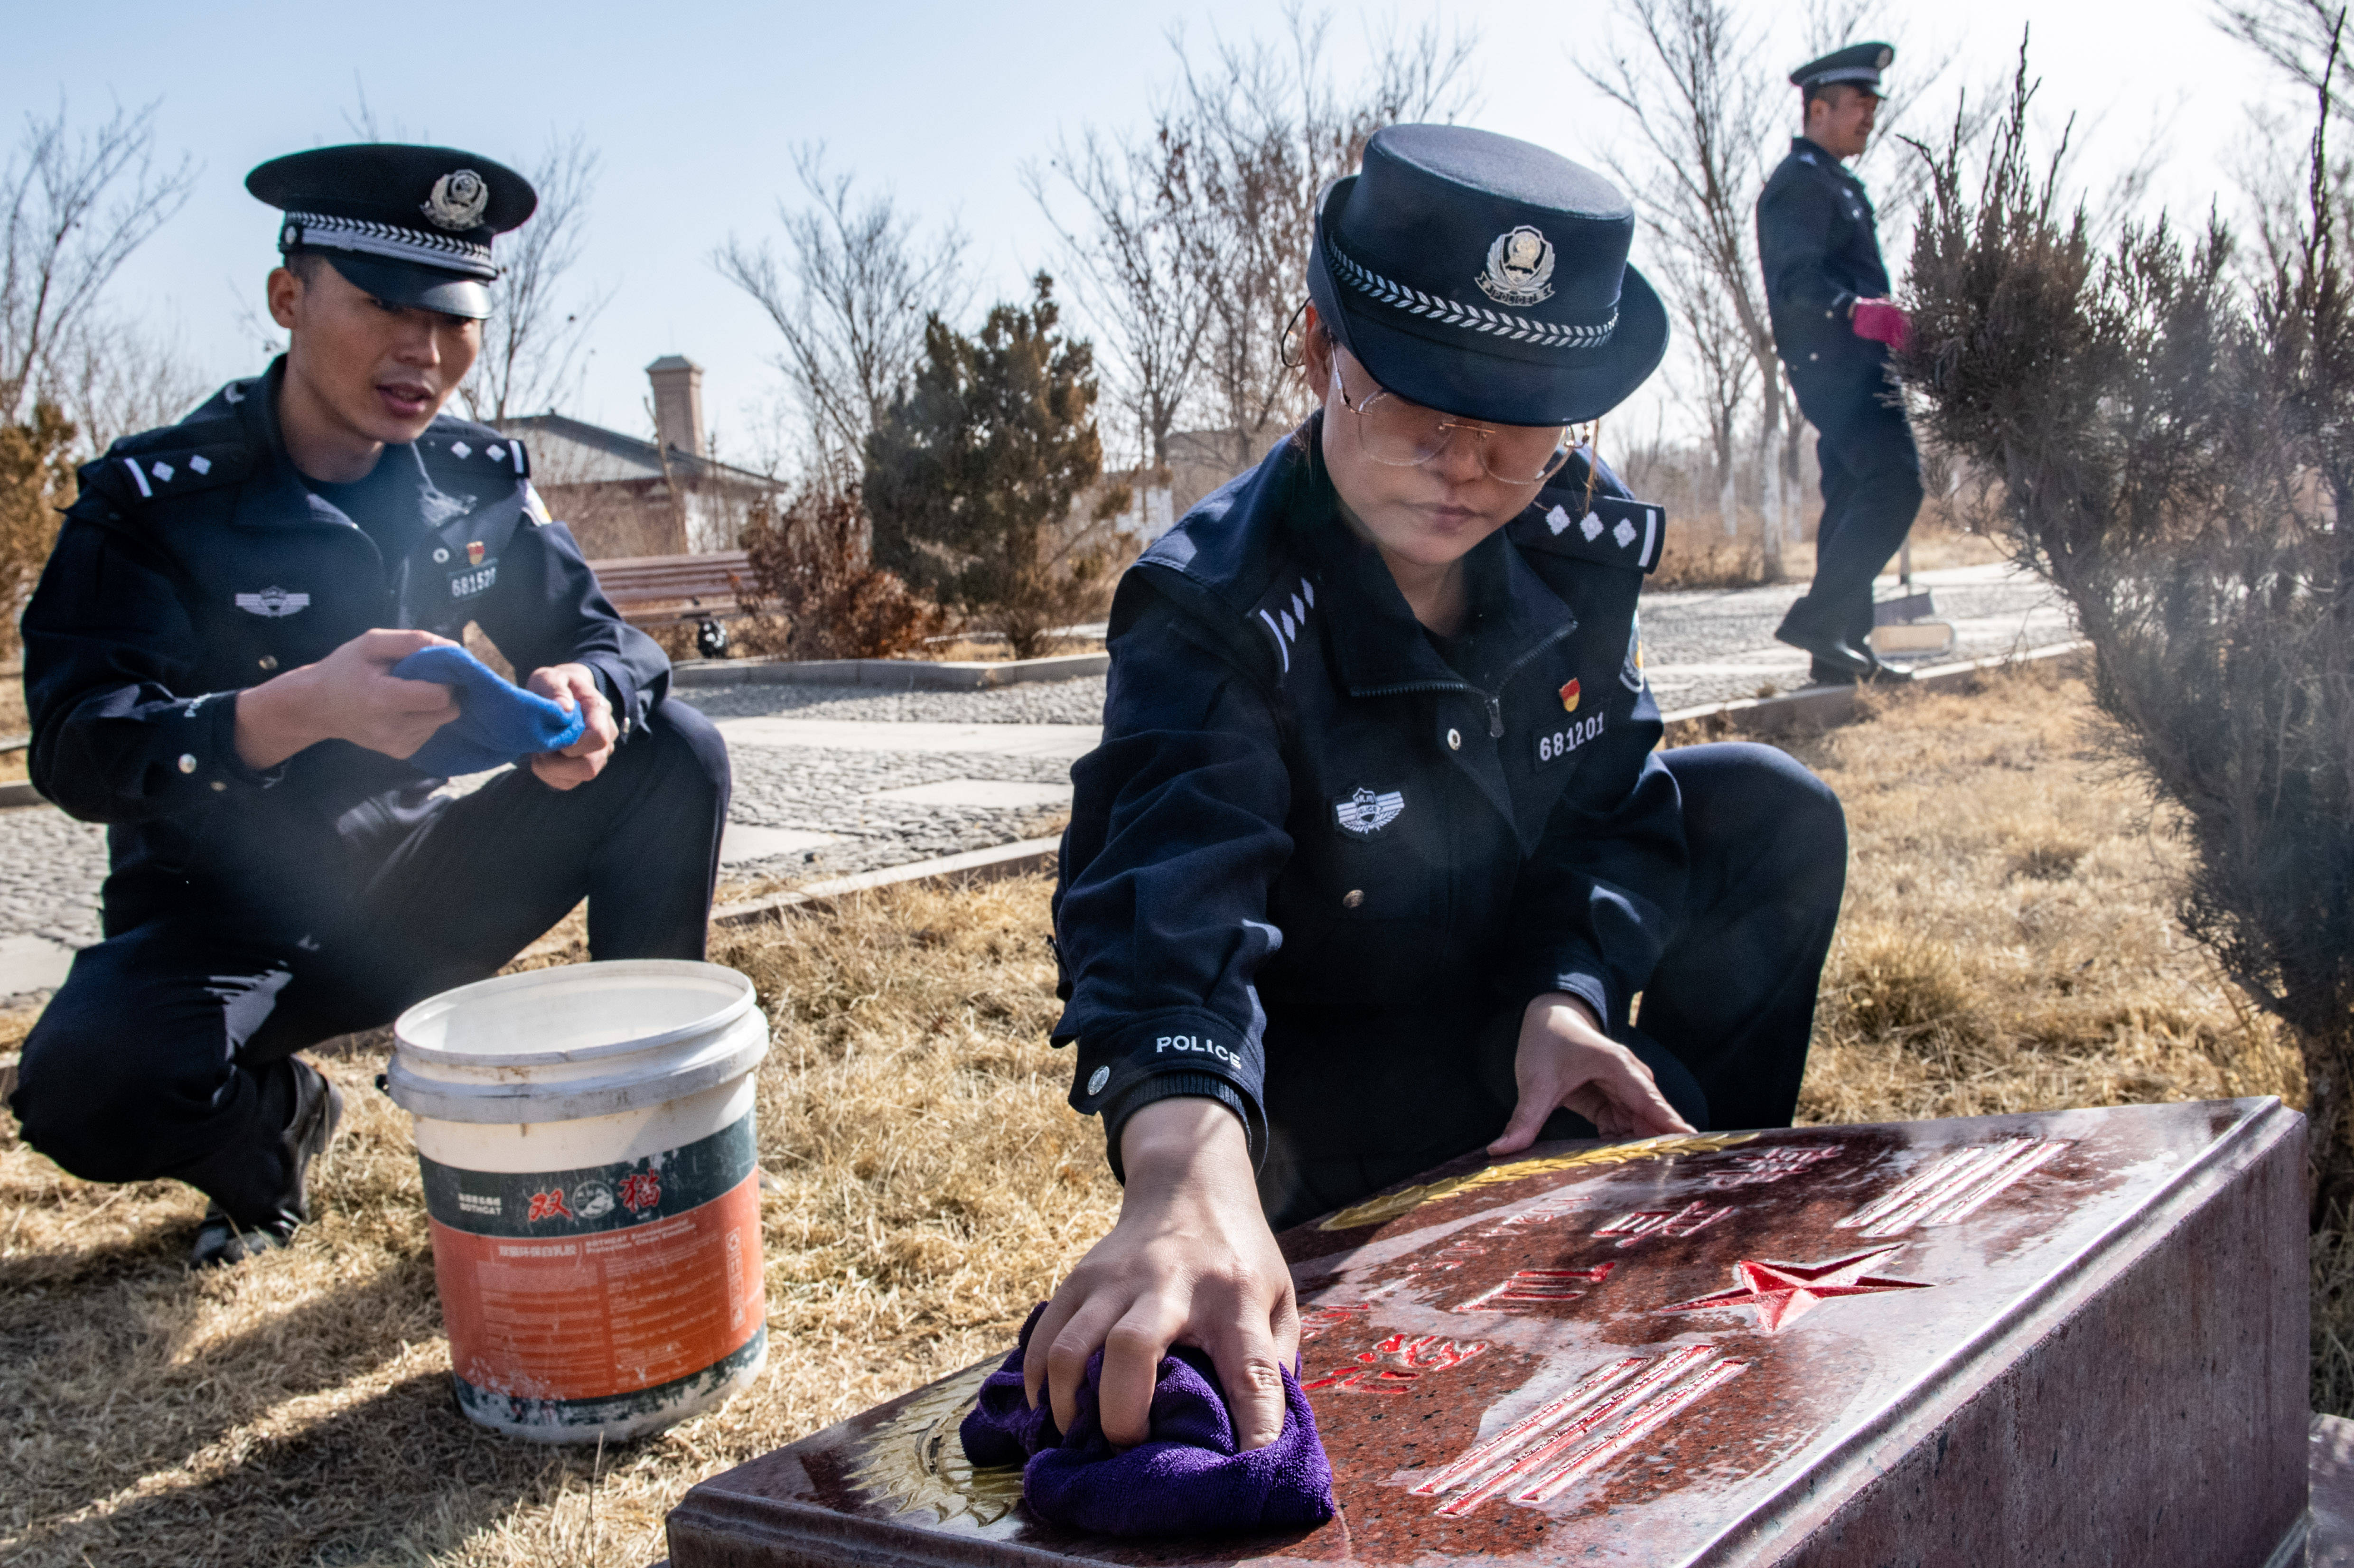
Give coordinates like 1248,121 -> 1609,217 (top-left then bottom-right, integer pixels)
421,169 -> 490,231
1334,785 -> 1406,838
1477,224 -> 1556,307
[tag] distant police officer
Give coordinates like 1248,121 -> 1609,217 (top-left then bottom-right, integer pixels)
1757,41 -> 1924,682
9,145 -> 731,1267
1027,127 -> 1848,1457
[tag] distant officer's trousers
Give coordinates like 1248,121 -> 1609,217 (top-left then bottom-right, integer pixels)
1255,742 -> 1847,1232
1783,368 -> 1926,651
10,699 -> 731,1227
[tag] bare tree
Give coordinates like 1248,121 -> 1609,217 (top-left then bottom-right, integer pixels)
462,131 -> 611,421
1584,0 -> 1798,574
1161,5 -> 1477,473
0,98 -> 196,422
2216,0 -> 2354,100
714,146 -> 967,482
56,315 -> 207,453
1024,126 -> 1210,469
1653,246 -> 1756,537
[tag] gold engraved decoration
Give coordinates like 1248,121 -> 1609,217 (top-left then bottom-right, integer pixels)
846,1357 -> 1028,1526
1318,1133 -> 1758,1232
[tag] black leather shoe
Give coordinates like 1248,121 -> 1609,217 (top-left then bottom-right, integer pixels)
189,1060 -> 344,1269
1777,627 -> 1914,685
190,1204 -> 293,1268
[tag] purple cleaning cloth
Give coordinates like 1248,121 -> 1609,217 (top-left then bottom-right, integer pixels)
959,1303 -> 1337,1537
389,644 -> 587,776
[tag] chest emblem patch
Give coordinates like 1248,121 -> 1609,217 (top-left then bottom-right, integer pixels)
467,540 -> 486,566
1334,786 -> 1406,838
1560,677 -> 1582,713
234,587 -> 309,617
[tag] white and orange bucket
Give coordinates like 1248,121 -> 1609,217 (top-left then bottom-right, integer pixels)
386,961 -> 770,1443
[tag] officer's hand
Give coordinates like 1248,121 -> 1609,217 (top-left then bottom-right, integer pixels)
524,663 -> 618,791
234,628 -> 461,769
1850,298 -> 1911,350
1024,1098 -> 1298,1453
1488,992 -> 1694,1156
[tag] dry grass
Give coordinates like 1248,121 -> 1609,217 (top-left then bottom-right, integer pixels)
3,670 -> 26,781
0,877 -> 1120,1567
1648,499 -> 2005,591
1762,662 -> 2302,1125
0,663 -> 2332,1566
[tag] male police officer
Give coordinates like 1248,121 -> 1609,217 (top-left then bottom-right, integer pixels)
10,145 -> 732,1267
1756,41 -> 1924,683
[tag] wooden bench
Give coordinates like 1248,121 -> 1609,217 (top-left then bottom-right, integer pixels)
587,551 -> 754,627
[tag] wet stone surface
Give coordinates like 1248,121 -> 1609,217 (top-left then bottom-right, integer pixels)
664,1099 -> 2304,1568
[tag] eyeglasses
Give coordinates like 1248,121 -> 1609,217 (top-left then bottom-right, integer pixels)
1329,355 -> 1573,488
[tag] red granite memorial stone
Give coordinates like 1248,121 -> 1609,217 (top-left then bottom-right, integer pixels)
664,1099 -> 2306,1568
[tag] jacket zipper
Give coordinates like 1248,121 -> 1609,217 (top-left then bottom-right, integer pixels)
1350,621 -> 1579,739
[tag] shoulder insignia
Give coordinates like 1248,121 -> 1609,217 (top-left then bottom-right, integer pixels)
1248,572 -> 1319,676
421,430 -> 531,480
90,427 -> 257,507
1513,493 -> 1667,574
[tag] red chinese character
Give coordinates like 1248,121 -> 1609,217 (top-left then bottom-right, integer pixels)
1707,1145 -> 1841,1189
618,1170 -> 662,1212
1460,1263 -> 1616,1311
526,1188 -> 572,1223
1298,1304 -> 1372,1341
1594,1201 -> 1729,1248
1303,1333 -> 1486,1392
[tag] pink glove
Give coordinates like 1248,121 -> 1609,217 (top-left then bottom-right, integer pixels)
1851,299 -> 1911,351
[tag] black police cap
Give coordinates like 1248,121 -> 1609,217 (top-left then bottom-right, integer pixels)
246,144 -> 537,319
1791,41 -> 1894,93
1305,124 -> 1669,426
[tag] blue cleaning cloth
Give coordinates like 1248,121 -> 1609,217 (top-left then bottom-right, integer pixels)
389,644 -> 587,776
960,1303 -> 1337,1537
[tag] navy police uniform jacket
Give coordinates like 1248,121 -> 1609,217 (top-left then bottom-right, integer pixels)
1051,417 -> 1683,1173
20,358 -> 669,935
1756,136 -> 1892,386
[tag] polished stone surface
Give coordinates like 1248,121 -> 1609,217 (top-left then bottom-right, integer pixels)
665,1100 -> 2305,1568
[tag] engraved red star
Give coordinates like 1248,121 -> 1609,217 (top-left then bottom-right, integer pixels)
1658,1243 -> 1931,1332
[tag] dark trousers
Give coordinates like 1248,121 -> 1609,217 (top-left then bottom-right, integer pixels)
1256,742 -> 1847,1231
9,699 -> 731,1224
1784,371 -> 1925,649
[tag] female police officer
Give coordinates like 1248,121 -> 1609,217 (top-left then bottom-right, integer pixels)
1027,126 -> 1847,1453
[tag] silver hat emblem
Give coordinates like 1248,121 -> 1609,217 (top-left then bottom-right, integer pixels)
421,169 -> 490,231
1477,224 -> 1556,307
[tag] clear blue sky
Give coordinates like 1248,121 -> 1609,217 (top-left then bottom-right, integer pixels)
1,0 -> 2285,454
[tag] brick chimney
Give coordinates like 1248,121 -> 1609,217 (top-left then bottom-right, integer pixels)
646,355 -> 705,458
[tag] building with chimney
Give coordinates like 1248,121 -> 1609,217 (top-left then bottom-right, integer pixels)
493,355 -> 784,561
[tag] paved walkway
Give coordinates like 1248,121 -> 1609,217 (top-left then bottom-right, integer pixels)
0,561 -> 2071,1003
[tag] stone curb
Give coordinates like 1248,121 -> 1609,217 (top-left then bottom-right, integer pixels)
0,780 -> 43,810
709,836 -> 1062,930
1659,640 -> 2089,743
671,652 -> 1108,692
